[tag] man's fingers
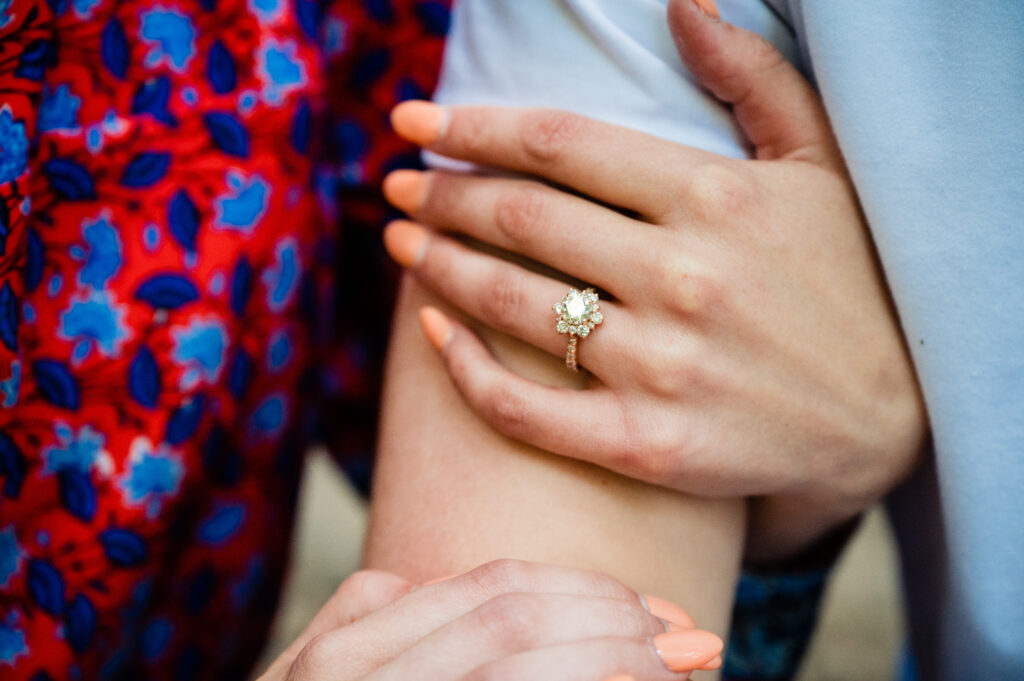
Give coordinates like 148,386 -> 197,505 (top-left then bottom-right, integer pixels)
667,0 -> 841,167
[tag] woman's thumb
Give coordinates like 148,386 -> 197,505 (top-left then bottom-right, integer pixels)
667,0 -> 840,167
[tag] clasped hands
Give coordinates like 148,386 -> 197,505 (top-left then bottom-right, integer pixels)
382,1 -> 927,560
266,3 -> 929,680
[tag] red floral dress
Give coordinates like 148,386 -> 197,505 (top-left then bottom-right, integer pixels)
0,1 -> 826,678
0,1 -> 449,678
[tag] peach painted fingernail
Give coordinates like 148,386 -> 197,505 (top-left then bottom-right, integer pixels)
652,630 -> 723,672
692,0 -> 720,19
419,306 -> 453,351
699,654 -> 723,671
391,100 -> 448,146
600,676 -> 636,681
383,220 -> 428,267
383,170 -> 429,215
644,595 -> 696,629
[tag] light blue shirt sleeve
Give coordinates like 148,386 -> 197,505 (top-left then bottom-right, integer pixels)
785,2 -> 1024,677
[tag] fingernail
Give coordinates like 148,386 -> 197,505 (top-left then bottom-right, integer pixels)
643,595 -> 696,629
419,306 -> 453,351
600,676 -> 636,681
383,220 -> 428,267
423,573 -> 461,586
692,0 -> 720,19
391,100 -> 448,146
652,630 -> 723,672
699,654 -> 723,671
383,169 -> 429,215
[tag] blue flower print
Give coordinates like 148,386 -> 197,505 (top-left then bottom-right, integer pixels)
0,359 -> 19,408
172,317 -> 228,387
0,109 -> 28,185
0,526 -> 22,588
83,110 -> 130,155
256,40 -> 307,106
0,616 -> 27,667
213,171 -> 269,233
251,392 -> 287,438
323,17 -> 347,57
266,329 -> 291,371
43,423 -> 106,475
249,0 -> 283,24
140,8 -> 196,72
0,0 -> 13,30
118,436 -> 184,518
261,238 -> 299,312
39,84 -> 82,132
230,556 -> 264,609
197,503 -> 245,545
73,0 -> 101,17
60,291 -> 131,362
140,617 -> 172,660
78,213 -> 123,289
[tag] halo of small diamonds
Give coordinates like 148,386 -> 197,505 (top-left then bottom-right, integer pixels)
553,288 -> 602,372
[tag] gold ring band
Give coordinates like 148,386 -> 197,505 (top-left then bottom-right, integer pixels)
553,287 -> 603,373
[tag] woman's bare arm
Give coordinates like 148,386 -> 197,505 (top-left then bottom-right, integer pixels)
364,276 -> 745,642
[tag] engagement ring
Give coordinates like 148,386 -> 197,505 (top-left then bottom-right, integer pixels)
553,288 -> 603,372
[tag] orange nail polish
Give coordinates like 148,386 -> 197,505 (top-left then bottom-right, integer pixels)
644,595 -> 696,629
699,654 -> 723,671
419,306 -> 452,351
423,573 -> 461,586
383,220 -> 428,267
383,170 -> 429,215
600,676 -> 636,681
652,630 -> 723,672
692,0 -> 720,19
391,100 -> 448,146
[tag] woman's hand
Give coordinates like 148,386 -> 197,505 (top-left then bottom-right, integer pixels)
257,560 -> 722,680
380,0 -> 927,560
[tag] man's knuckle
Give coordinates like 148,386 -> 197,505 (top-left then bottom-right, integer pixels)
521,110 -> 584,164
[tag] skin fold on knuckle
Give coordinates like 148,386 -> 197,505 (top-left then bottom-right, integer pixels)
482,380 -> 531,437
467,559 -> 534,599
485,268 -> 527,326
494,184 -> 547,247
520,109 -> 585,166
471,593 -> 545,653
286,632 -> 339,681
449,107 -> 494,156
420,170 -> 458,223
658,258 -> 725,323
685,162 -> 757,221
